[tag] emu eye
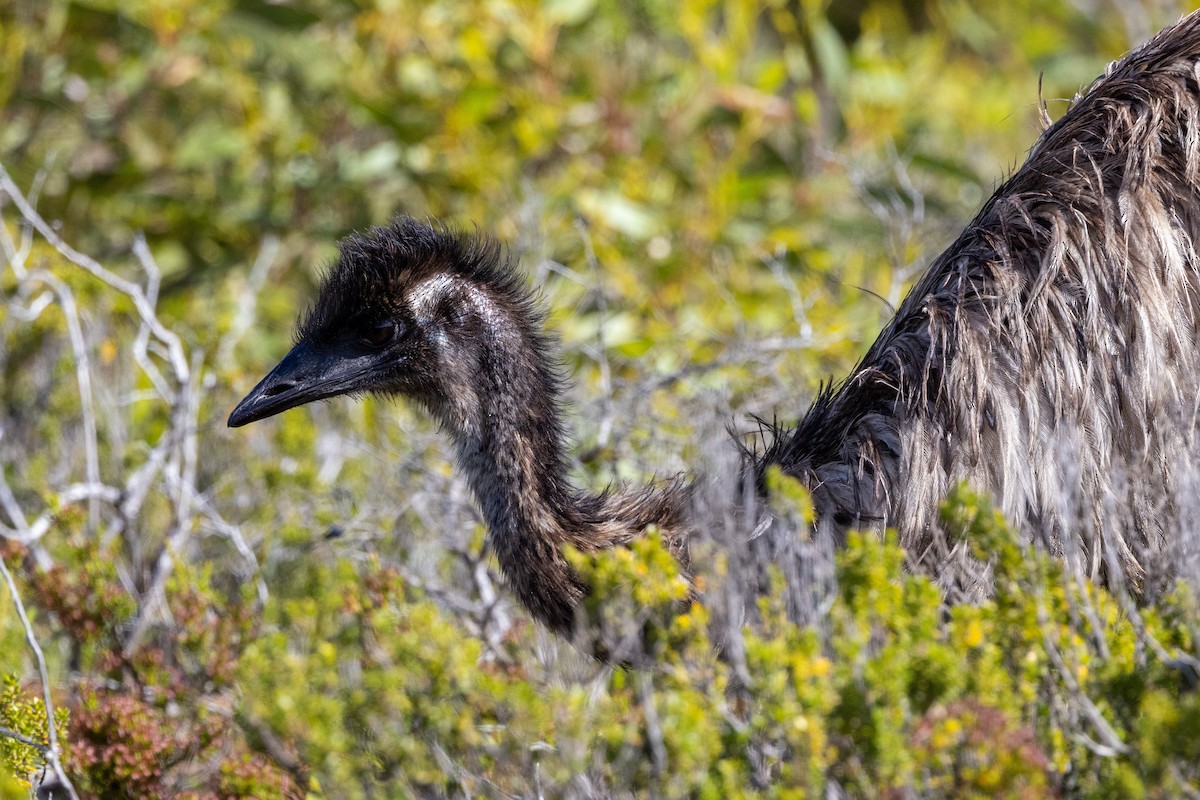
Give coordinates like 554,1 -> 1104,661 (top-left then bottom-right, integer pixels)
360,320 -> 396,348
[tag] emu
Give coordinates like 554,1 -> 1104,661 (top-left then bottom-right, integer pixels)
231,14 -> 1200,646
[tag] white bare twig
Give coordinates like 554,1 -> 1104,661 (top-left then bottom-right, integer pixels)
0,162 -> 271,682
0,164 -> 189,385
765,249 -> 814,343
1038,601 -> 1129,756
122,355 -> 205,658
129,235 -> 173,400
23,270 -> 102,531
218,234 -> 280,364
0,555 -> 80,800
574,218 -> 615,453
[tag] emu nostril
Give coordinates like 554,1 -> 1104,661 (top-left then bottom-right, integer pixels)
263,381 -> 294,397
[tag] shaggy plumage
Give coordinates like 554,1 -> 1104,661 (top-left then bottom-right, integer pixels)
760,11 -> 1200,592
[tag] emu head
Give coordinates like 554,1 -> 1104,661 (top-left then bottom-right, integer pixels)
228,217 -> 536,433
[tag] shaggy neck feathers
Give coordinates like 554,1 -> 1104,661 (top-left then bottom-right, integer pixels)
437,287 -> 589,635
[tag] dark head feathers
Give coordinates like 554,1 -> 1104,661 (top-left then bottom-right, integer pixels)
297,216 -> 531,343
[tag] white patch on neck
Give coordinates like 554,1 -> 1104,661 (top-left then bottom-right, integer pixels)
407,273 -> 507,442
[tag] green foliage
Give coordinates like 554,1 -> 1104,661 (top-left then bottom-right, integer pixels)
47,487 -> 1198,797
6,0 -> 1140,376
5,479 -> 1200,796
0,674 -> 65,796
568,531 -> 698,661
1,540 -> 299,798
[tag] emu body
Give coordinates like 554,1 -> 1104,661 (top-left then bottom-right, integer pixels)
762,13 -> 1200,590
232,14 -> 1200,644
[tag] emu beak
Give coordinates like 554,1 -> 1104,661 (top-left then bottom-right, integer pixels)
228,340 -> 371,427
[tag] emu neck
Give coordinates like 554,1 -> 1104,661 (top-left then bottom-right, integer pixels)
444,315 -> 592,636
433,288 -> 690,642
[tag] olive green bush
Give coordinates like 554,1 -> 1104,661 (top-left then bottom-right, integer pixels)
0,671 -> 66,799
7,483 -> 1197,797
2,0 -> 1199,797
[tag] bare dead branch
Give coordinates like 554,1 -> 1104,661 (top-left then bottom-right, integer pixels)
0,724 -> 49,754
218,234 -> 281,364
0,555 -> 80,800
0,163 -> 189,384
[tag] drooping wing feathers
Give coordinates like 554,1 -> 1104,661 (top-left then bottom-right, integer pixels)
760,11 -> 1200,586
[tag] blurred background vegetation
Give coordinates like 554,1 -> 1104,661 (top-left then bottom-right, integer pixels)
1,0 -> 1199,797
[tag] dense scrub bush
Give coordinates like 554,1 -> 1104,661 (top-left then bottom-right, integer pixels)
2,0 -> 1199,797
7,483 -> 1199,797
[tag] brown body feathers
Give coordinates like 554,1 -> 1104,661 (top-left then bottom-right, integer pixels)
761,12 -> 1200,592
